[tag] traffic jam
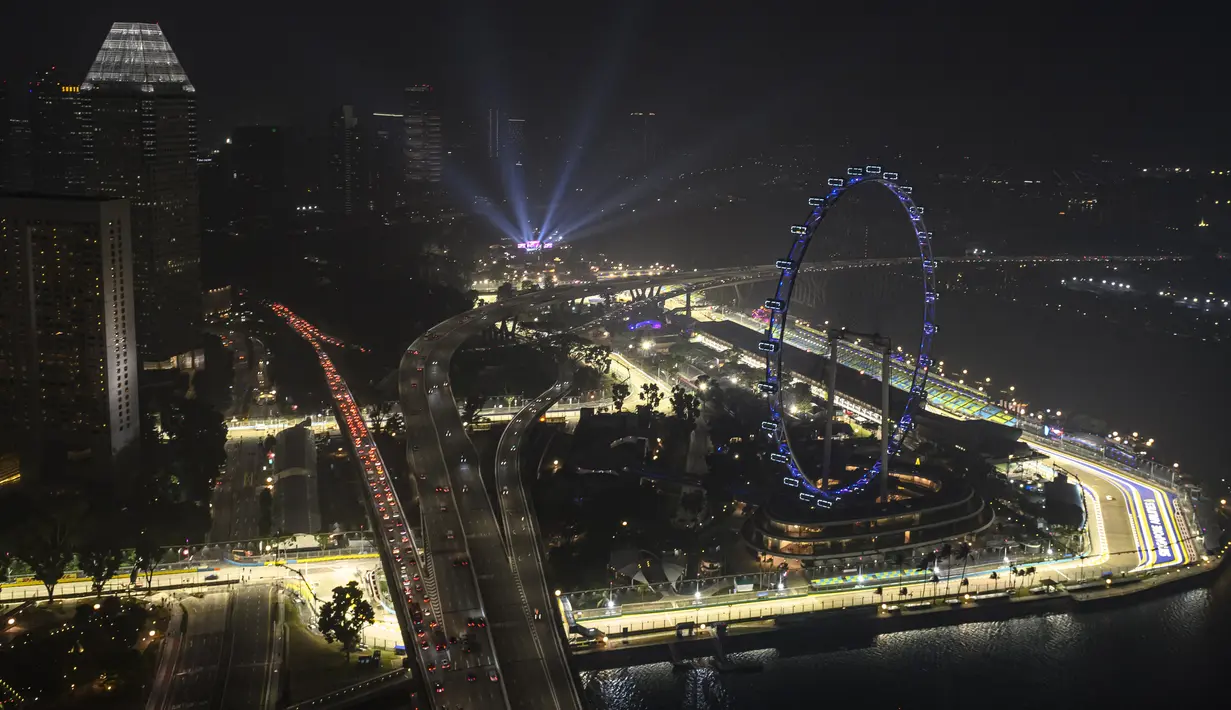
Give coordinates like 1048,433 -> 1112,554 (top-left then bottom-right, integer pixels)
269,303 -> 496,697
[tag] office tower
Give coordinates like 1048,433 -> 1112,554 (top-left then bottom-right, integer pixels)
328,105 -> 363,216
403,85 -> 443,185
81,22 -> 201,365
231,125 -> 289,238
0,195 -> 140,475
487,108 -> 501,159
3,119 -> 32,193
28,67 -> 87,194
369,112 -> 406,215
0,82 -> 8,191
630,111 -> 657,165
504,117 -> 526,167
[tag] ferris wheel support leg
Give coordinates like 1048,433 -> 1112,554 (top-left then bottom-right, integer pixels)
821,335 -> 839,491
880,348 -> 891,502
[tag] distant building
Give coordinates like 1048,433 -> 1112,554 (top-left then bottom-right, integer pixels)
81,22 -> 202,366
0,195 -> 140,475
328,105 -> 363,216
368,112 -> 406,215
28,67 -> 87,195
503,117 -> 526,167
487,108 -> 502,159
404,85 -> 443,186
231,125 -> 289,238
629,111 -> 657,166
0,82 -> 7,190
203,285 -> 233,323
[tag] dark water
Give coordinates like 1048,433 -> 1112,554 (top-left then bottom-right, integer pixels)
580,565 -> 1231,709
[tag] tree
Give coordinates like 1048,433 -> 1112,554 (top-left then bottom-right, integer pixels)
462,395 -> 486,425
639,383 -> 663,411
162,395 -> 229,505
79,541 -> 124,593
317,581 -> 376,661
368,401 -> 394,434
611,382 -> 630,411
17,496 -> 83,601
520,280 -> 539,293
669,385 -> 701,423
496,282 -> 517,302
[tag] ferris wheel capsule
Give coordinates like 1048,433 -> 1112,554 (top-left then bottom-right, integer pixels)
865,165 -> 883,175
827,178 -> 845,187
847,166 -> 864,176
883,172 -> 899,181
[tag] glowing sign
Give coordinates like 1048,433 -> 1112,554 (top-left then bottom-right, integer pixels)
1141,498 -> 1174,560
517,241 -> 555,253
628,320 -> 662,331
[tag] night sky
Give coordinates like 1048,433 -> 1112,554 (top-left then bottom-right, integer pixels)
2,2 -> 1225,163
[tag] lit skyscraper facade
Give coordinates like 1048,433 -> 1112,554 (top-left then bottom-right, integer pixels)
81,22 -> 201,364
28,67 -> 87,195
328,105 -> 363,216
369,112 -> 407,215
504,117 -> 526,167
404,86 -> 442,185
0,195 -> 140,472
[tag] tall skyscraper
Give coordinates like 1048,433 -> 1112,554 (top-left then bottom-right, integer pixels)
231,125 -> 289,238
504,117 -> 526,167
369,112 -> 406,216
404,86 -> 443,185
487,108 -> 502,159
0,82 -> 9,191
81,22 -> 201,365
0,195 -> 140,475
630,111 -> 658,166
28,67 -> 87,194
328,105 -> 363,216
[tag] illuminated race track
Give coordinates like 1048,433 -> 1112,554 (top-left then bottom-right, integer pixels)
1028,442 -> 1189,570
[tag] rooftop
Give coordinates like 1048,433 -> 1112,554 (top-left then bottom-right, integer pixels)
81,22 -> 194,92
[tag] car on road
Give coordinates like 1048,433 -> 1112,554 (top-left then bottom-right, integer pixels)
467,672 -> 477,682
204,574 -> 219,581
489,669 -> 500,682
433,682 -> 444,693
460,455 -> 467,463
440,504 -> 448,512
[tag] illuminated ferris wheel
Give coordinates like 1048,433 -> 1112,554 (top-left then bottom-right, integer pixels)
759,166 -> 937,507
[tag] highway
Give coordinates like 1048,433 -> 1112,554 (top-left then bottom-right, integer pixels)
494,359 -> 583,709
219,585 -> 280,710
158,591 -> 230,710
396,279 -> 702,709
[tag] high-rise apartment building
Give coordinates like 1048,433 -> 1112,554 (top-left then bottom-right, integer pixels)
81,22 -> 201,365
328,105 -> 363,216
28,67 -> 87,194
0,195 -> 140,473
404,86 -> 442,185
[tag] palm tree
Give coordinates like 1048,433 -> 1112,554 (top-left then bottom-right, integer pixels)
989,571 -> 1000,592
956,541 -> 972,586
940,543 -> 953,596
